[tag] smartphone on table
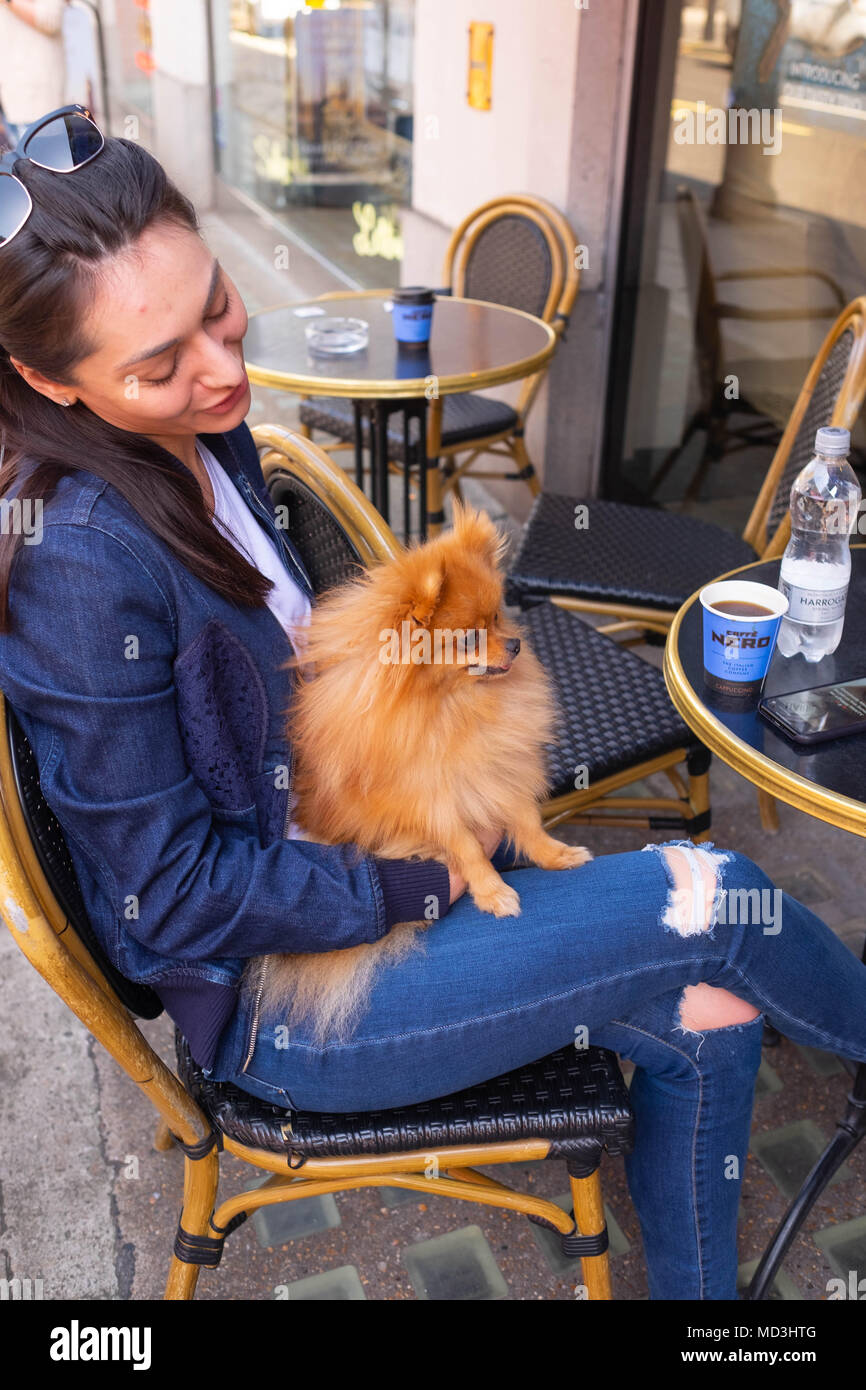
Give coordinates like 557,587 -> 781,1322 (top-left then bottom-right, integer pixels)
759,677 -> 866,746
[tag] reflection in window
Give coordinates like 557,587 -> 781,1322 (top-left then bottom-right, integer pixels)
614,1 -> 866,531
210,0 -> 414,288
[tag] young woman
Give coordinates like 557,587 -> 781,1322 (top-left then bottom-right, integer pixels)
1,111 -> 864,1301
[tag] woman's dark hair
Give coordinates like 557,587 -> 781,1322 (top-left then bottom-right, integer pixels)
0,136 -> 272,631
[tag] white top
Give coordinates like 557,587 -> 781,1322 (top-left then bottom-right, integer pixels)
195,437 -> 311,841
0,2 -> 65,125
195,437 -> 311,656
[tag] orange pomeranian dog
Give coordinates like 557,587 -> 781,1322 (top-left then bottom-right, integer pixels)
247,500 -> 591,1045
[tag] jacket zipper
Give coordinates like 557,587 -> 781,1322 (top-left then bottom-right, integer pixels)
242,956 -> 266,1073
234,469 -> 308,1073
235,474 -> 315,601
282,745 -> 297,840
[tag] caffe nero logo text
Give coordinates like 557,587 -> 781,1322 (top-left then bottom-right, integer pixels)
712,626 -> 772,650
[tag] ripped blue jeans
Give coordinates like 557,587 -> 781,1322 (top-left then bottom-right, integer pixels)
208,842 -> 866,1300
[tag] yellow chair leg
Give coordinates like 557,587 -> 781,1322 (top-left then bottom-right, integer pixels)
570,1169 -> 613,1300
512,432 -> 541,499
164,1148 -> 220,1300
426,397 -> 445,537
757,789 -> 780,833
154,1120 -> 175,1152
442,456 -> 464,504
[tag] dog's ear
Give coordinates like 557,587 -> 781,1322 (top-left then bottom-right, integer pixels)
400,558 -> 446,628
450,497 -> 509,569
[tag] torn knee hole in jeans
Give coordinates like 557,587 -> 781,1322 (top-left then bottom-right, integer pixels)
642,839 -> 732,938
642,842 -> 761,1048
676,981 -> 763,1038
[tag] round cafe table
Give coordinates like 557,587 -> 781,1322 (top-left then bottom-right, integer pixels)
664,545 -> 866,1301
243,290 -> 556,541
664,547 -> 866,836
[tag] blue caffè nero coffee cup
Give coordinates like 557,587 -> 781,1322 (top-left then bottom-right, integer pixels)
700,580 -> 788,698
392,286 -> 434,345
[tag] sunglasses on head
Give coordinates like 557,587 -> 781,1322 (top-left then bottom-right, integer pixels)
0,104 -> 104,247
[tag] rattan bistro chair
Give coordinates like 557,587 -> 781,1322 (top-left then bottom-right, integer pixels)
505,295 -> 866,639
298,194 -> 580,515
0,428 -> 640,1303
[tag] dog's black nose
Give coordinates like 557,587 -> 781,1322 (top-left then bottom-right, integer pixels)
505,637 -> 521,657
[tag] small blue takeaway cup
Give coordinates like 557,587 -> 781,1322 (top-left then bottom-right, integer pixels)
392,286 -> 434,345
700,580 -> 788,699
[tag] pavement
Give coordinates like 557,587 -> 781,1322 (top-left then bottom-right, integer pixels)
1,202 -> 864,1303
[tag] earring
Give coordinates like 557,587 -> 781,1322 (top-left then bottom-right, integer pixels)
61,398 -> 71,407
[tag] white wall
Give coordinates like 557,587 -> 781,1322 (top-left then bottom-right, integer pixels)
149,0 -> 210,85
148,0 -> 214,209
405,0 -> 581,509
411,0 -> 580,228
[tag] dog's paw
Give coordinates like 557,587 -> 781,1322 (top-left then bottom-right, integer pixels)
472,881 -> 521,917
534,841 -> 593,870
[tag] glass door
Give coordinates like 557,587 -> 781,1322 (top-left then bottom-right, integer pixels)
606,0 -> 866,533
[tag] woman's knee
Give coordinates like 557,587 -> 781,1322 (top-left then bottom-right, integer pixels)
651,844 -> 766,1027
678,982 -> 761,1031
648,842 -> 776,939
652,842 -> 730,936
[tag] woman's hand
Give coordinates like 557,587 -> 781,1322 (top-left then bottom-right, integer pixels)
446,827 -> 507,906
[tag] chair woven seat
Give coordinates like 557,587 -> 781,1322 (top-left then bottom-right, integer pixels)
176,1032 -> 634,1163
299,392 -> 519,460
521,599 -> 698,786
506,494 -> 756,613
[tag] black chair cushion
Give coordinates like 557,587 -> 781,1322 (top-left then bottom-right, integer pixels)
505,494 -> 757,612
298,393 -> 519,459
520,599 -> 699,787
175,1031 -> 634,1163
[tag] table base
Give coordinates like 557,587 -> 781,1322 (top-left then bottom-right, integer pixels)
351,399 -> 436,545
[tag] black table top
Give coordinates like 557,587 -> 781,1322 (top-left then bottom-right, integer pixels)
666,546 -> 866,831
243,291 -> 556,398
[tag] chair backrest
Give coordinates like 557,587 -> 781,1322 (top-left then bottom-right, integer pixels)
253,422 -> 403,578
4,701 -> 162,1018
440,194 -> 580,424
744,296 -> 866,558
0,687 -> 210,1148
0,427 -> 398,1147
442,193 -> 580,336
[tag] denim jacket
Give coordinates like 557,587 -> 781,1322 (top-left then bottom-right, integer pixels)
0,421 -> 450,1068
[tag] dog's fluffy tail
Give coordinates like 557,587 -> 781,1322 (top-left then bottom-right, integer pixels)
254,922 -> 428,1048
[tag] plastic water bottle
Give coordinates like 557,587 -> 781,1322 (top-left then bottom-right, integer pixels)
776,426 -> 861,662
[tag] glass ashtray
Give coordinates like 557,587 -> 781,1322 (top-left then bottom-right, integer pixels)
304,316 -> 369,354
